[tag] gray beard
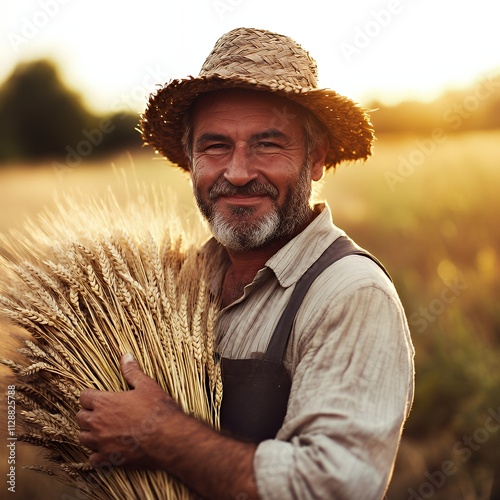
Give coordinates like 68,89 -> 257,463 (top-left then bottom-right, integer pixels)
194,165 -> 313,252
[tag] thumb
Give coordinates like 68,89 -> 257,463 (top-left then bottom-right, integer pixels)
121,353 -> 148,389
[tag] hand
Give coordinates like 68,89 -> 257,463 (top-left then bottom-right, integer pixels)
77,353 -> 180,469
78,354 -> 258,499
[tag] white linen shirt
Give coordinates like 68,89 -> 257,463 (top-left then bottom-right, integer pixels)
212,203 -> 415,499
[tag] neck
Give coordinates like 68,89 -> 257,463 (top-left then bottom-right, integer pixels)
220,238 -> 289,307
226,237 -> 289,277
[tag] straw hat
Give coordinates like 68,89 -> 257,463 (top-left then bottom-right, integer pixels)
141,27 -> 375,171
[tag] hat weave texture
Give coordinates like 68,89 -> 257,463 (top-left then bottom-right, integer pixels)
141,27 -> 375,170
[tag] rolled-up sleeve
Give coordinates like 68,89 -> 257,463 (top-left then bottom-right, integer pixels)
254,267 -> 415,499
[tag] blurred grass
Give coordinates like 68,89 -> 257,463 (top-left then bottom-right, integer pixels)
325,130 -> 500,499
1,131 -> 500,499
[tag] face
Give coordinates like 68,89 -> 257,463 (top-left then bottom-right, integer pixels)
189,89 -> 325,252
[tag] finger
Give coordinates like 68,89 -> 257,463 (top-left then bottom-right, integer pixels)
79,430 -> 98,451
89,452 -> 107,468
79,388 -> 102,410
75,409 -> 91,431
120,353 -> 151,389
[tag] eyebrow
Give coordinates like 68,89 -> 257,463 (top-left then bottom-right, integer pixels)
194,129 -> 289,149
252,129 -> 288,141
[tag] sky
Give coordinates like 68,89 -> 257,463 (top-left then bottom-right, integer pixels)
1,0 -> 499,115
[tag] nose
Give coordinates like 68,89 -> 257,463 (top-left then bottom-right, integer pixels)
223,142 -> 258,186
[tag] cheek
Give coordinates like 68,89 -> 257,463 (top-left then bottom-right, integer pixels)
190,162 -> 209,192
191,157 -> 222,185
266,169 -> 297,195
190,167 -> 218,205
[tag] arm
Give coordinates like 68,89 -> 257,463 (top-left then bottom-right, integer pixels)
77,355 -> 258,500
254,278 -> 414,499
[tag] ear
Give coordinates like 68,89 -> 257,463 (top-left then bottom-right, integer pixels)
309,137 -> 328,181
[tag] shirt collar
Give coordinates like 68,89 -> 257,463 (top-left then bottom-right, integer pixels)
265,202 -> 345,288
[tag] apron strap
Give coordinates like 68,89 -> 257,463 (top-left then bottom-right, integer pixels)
264,235 -> 392,363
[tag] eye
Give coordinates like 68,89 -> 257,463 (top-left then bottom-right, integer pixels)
205,143 -> 230,154
255,142 -> 282,153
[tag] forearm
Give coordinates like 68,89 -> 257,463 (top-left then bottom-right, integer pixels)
156,412 -> 259,500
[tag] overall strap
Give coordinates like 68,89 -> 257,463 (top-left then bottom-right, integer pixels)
264,236 -> 392,362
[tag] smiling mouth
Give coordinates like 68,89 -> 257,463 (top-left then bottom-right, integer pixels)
215,191 -> 276,213
218,194 -> 270,206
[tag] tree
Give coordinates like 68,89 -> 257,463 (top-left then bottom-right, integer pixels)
0,60 -> 95,162
0,59 -> 142,164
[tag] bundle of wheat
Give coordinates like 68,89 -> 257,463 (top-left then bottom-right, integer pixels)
0,184 -> 221,499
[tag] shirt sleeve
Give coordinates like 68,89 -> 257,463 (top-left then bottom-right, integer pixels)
253,263 -> 415,499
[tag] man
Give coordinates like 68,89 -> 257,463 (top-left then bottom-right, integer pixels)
77,27 -> 414,499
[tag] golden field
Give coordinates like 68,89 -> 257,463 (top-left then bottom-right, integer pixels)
1,130 -> 499,499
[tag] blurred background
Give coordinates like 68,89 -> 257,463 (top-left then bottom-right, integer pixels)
1,1 -> 499,498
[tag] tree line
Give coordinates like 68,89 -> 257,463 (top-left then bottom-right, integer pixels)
370,72 -> 500,135
0,59 -> 498,165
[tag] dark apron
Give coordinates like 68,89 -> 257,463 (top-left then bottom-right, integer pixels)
219,235 -> 392,443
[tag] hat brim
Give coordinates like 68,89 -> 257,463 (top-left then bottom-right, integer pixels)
140,75 -> 375,171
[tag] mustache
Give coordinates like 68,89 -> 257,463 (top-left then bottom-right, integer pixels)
208,180 -> 279,200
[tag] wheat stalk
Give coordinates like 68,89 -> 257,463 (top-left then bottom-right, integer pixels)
0,182 -> 221,499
